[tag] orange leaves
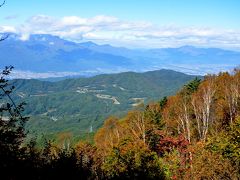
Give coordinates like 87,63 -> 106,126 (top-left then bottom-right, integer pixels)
56,131 -> 73,150
162,95 -> 180,132
94,116 -> 123,154
91,68 -> 240,179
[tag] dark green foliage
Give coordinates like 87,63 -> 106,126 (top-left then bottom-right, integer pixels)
159,96 -> 168,109
226,118 -> 240,175
10,70 -> 198,138
102,140 -> 167,179
0,66 -> 239,179
207,117 -> 240,177
0,66 -> 29,179
183,77 -> 201,95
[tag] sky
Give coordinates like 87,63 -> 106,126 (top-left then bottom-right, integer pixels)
0,0 -> 240,49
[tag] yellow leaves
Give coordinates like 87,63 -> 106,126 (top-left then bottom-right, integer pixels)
92,68 -> 240,179
128,69 -> 239,143
191,144 -> 238,180
56,131 -> 72,150
162,95 -> 179,130
95,109 -> 162,155
94,116 -> 123,154
102,138 -> 166,179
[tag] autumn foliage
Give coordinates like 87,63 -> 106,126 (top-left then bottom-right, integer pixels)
1,67 -> 240,179
92,69 -> 240,179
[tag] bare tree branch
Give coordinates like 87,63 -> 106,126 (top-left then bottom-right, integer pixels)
0,0 -> 5,8
0,34 -> 9,41
0,1 -> 8,41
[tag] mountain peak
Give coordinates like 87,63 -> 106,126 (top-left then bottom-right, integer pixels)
178,45 -> 196,50
79,41 -> 98,47
29,34 -> 63,42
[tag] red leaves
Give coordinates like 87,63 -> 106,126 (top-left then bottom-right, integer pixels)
157,133 -> 189,155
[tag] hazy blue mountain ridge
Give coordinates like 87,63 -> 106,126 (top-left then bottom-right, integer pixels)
1,33 -> 239,77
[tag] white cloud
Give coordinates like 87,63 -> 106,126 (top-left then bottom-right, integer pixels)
0,14 -> 240,50
61,16 -> 87,26
9,70 -> 84,79
0,25 -> 16,33
19,33 -> 30,41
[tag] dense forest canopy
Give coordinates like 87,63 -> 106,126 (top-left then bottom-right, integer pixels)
9,69 -> 198,142
0,66 -> 239,179
0,1 -> 240,179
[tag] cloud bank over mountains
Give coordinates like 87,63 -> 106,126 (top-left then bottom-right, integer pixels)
0,14 -> 240,50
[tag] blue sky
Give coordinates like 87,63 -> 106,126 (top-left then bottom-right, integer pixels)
0,0 -> 240,49
1,0 -> 239,28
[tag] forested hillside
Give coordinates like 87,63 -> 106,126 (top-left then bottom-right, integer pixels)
1,67 -> 239,179
9,69 -> 198,141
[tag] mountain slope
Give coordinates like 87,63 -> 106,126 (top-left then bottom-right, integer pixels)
0,34 -> 135,73
0,34 -> 239,77
10,69 -> 200,136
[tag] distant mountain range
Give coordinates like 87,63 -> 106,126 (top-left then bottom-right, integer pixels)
9,69 -> 200,137
0,33 -> 239,78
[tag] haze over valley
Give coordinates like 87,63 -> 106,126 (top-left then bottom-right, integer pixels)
10,69 -> 199,137
1,33 -> 239,79
0,1 -> 240,179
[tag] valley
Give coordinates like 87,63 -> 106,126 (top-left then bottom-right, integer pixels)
1,34 -> 239,79
9,69 -> 200,138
